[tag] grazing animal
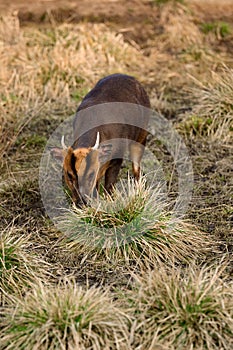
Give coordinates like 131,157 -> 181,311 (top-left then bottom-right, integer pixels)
51,73 -> 150,206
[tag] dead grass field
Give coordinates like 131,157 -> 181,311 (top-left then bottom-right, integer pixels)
0,1 -> 232,349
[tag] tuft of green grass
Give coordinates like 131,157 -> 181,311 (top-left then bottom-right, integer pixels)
201,22 -> 216,34
181,114 -> 213,137
0,279 -> 129,350
151,0 -> 185,5
0,226 -> 49,305
201,21 -> 231,38
58,176 -> 214,266
13,134 -> 47,154
128,262 -> 233,350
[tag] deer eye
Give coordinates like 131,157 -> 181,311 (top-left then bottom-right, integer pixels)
89,171 -> 95,180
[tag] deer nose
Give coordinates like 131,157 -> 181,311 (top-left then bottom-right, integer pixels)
74,197 -> 87,208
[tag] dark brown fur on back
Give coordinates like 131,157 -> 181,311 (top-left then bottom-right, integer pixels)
65,73 -> 150,205
72,73 -> 150,149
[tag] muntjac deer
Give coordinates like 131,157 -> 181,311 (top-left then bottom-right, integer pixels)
51,73 -> 150,206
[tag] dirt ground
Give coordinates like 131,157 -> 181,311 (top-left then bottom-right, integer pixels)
2,0 -> 233,22
1,0 -> 233,44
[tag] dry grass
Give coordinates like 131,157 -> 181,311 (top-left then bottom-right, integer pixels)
0,279 -> 129,350
184,66 -> 233,143
0,225 -> 49,305
0,18 -> 148,164
0,6 -> 232,161
128,261 -> 233,350
157,1 -> 203,50
0,2 -> 232,348
145,0 -> 233,115
58,177 -> 215,267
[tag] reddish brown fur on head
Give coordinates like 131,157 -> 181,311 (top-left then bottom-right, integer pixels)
50,133 -> 106,206
63,146 -> 100,205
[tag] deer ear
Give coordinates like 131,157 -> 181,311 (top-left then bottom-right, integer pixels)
50,147 -> 66,162
50,135 -> 69,162
98,143 -> 112,164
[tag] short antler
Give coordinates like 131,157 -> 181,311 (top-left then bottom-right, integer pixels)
92,132 -> 100,150
61,135 -> 67,150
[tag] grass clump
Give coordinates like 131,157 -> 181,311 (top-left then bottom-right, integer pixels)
0,226 -> 48,304
0,279 -> 129,350
184,66 -> 233,143
155,1 -> 203,51
181,114 -> 213,137
128,262 -> 233,350
58,176 -> 213,265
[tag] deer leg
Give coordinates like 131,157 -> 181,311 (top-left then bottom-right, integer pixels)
104,159 -> 123,193
96,179 -> 100,192
92,179 -> 100,199
129,142 -> 145,181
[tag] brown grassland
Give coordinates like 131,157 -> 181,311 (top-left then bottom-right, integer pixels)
0,1 -> 232,349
